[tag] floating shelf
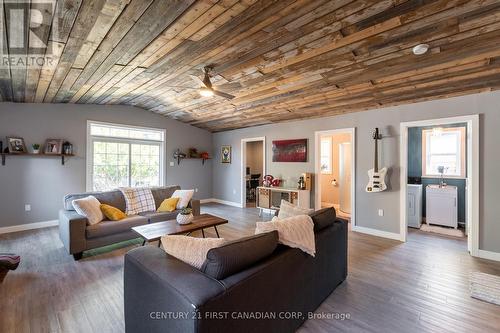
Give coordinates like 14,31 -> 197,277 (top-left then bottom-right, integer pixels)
175,156 -> 211,165
1,153 -> 75,166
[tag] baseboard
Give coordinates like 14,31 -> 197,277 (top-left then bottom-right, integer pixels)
477,250 -> 500,262
0,220 -> 59,234
200,198 -> 243,208
352,225 -> 403,241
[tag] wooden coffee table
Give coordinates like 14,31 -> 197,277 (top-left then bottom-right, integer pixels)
132,213 -> 228,246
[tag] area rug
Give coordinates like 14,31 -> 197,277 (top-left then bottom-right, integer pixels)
419,223 -> 465,238
470,272 -> 500,306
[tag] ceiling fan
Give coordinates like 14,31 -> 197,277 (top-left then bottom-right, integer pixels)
165,66 -> 235,100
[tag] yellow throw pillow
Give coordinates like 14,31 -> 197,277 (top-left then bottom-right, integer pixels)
100,204 -> 127,221
157,197 -> 180,212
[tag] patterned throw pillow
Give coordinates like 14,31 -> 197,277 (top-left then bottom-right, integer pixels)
119,187 -> 156,215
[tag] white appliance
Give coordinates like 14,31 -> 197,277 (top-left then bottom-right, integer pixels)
426,185 -> 458,229
407,184 -> 422,228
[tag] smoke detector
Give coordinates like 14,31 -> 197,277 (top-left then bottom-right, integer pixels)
412,44 -> 429,55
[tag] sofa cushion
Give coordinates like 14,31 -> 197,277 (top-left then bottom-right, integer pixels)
72,196 -> 104,225
277,199 -> 314,219
138,211 -> 179,223
201,231 -> 279,280
120,187 -> 157,215
309,207 -> 336,232
86,215 -> 148,239
257,215 -> 316,256
100,204 -> 127,221
172,189 -> 195,209
64,190 -> 126,212
151,186 -> 181,208
157,197 -> 179,212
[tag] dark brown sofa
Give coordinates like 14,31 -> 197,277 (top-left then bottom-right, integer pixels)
59,185 -> 200,260
124,207 -> 347,333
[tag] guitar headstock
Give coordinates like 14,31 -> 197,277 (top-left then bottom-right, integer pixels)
372,128 -> 380,140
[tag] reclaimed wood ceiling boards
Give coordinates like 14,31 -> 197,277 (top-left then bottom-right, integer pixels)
1,0 -> 500,131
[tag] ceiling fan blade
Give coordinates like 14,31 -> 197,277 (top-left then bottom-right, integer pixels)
189,74 -> 206,87
202,72 -> 212,89
213,90 -> 235,100
163,85 -> 199,90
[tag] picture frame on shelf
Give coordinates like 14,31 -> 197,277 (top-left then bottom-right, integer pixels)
6,137 -> 27,154
44,139 -> 63,154
221,145 -> 231,163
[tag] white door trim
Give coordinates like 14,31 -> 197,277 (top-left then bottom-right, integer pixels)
399,115 -> 479,257
314,128 -> 356,227
241,137 -> 266,208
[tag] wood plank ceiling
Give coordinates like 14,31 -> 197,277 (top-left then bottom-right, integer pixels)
1,0 -> 500,132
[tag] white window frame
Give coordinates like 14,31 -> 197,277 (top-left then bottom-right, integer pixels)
86,120 -> 166,191
422,127 -> 466,179
320,136 -> 332,174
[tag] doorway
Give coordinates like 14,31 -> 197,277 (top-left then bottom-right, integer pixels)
400,115 -> 479,256
315,128 -> 356,224
241,137 -> 266,208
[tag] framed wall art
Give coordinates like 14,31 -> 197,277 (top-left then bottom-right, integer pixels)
221,145 -> 231,163
272,139 -> 307,162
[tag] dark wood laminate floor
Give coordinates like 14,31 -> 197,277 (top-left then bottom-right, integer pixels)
1,203 -> 500,333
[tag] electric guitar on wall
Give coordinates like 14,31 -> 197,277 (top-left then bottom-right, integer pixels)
366,128 -> 388,193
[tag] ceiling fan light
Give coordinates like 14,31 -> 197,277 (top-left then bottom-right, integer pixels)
412,43 -> 429,55
199,88 -> 214,97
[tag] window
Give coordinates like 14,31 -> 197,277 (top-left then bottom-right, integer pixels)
87,121 -> 165,191
320,137 -> 332,174
422,127 -> 466,178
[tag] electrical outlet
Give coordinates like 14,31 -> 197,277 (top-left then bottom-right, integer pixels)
25,204 -> 31,212
169,161 -> 174,167
378,209 -> 384,217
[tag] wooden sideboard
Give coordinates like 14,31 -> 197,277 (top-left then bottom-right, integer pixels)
257,186 -> 310,216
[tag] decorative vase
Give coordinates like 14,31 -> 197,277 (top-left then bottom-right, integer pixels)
176,213 -> 193,225
33,149 -> 40,154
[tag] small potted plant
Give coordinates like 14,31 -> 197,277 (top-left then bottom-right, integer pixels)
176,207 -> 194,225
32,144 -> 40,154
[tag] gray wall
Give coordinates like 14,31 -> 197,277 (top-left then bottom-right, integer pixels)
408,124 -> 467,222
0,103 -> 212,227
212,91 -> 500,253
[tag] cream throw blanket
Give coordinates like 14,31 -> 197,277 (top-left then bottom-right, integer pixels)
161,235 -> 225,269
256,215 -> 315,256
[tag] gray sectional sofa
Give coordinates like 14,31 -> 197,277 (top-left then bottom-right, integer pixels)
59,185 -> 200,260
124,207 -> 348,333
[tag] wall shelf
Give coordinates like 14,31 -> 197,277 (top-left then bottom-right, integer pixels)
1,153 -> 74,166
175,156 -> 211,165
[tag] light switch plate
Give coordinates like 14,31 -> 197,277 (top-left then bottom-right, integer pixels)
378,209 -> 384,217
169,161 -> 174,167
